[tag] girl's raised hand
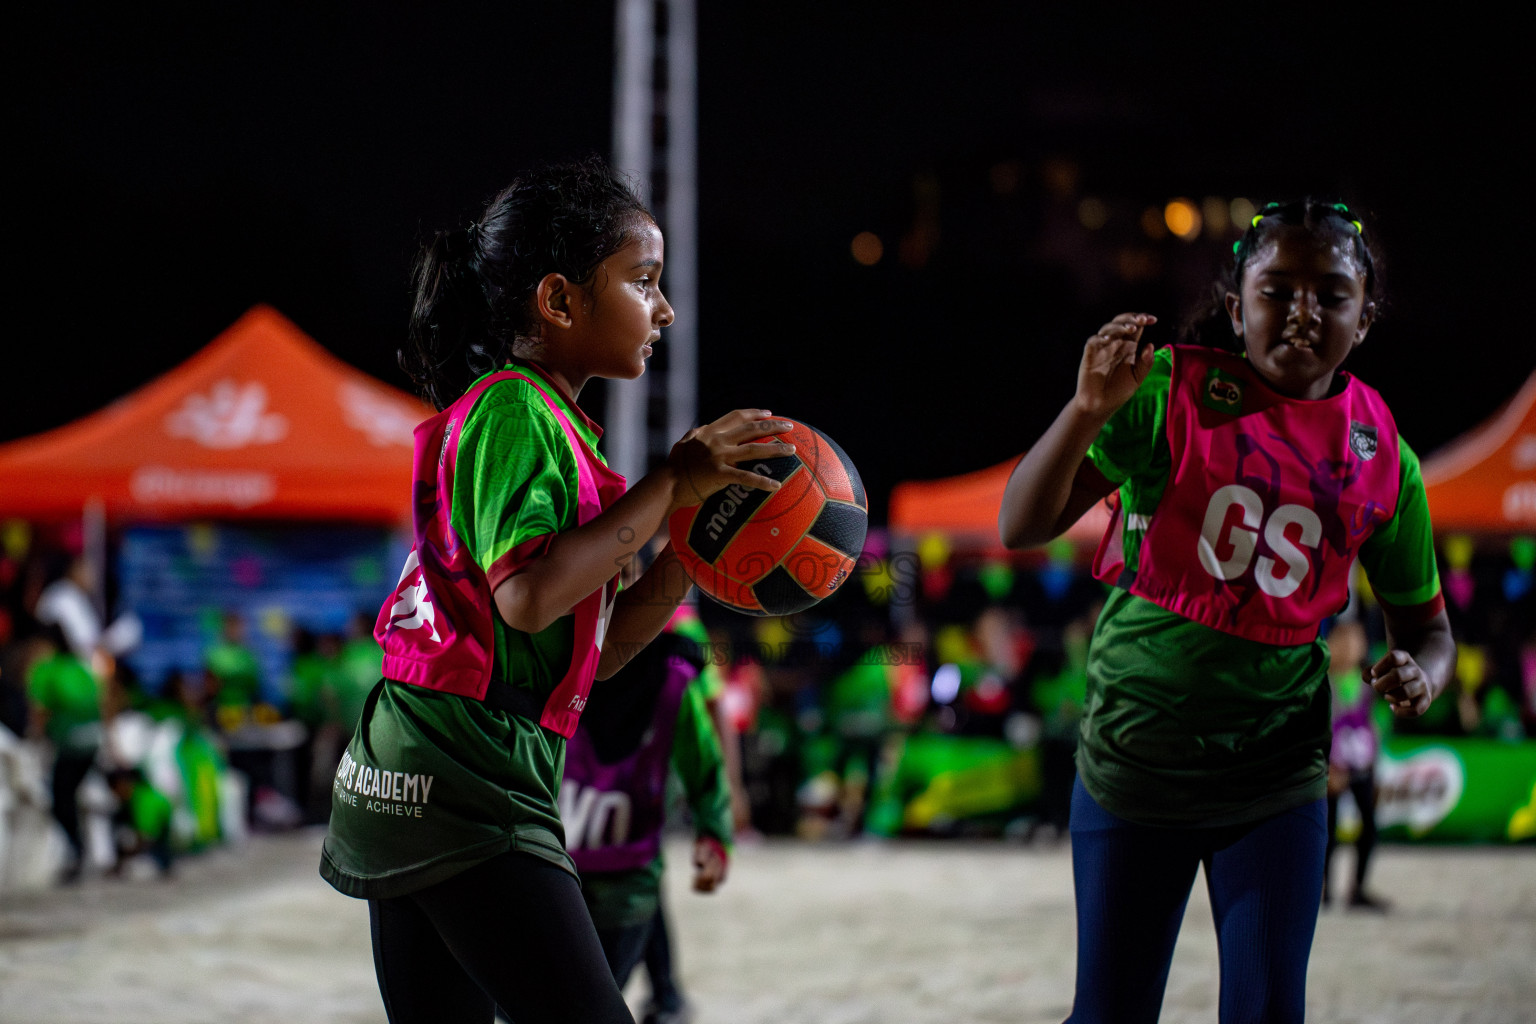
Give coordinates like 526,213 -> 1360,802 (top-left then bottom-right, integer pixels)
1075,313 -> 1157,419
666,410 -> 795,510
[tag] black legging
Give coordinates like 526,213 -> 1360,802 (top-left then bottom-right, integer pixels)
1324,767 -> 1378,897
369,851 -> 634,1024
50,750 -> 97,861
642,903 -> 684,1012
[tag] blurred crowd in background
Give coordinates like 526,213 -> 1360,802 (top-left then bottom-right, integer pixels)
4,511 -> 1529,892
0,519 -> 385,887
702,530 -> 1536,845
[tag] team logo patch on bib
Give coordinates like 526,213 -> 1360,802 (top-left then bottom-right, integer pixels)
1349,421 -> 1379,461
1201,368 -> 1244,415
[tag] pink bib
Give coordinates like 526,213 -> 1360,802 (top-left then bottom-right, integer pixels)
375,369 -> 627,737
561,655 -> 694,873
1095,346 -> 1400,645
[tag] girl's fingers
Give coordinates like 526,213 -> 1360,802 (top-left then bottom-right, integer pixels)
1389,685 -> 1429,716
1096,313 -> 1157,335
737,419 -> 795,441
1369,652 -> 1414,695
1085,337 -> 1141,367
739,412 -> 788,432
734,440 -> 796,461
702,408 -> 774,433
1091,328 -> 1140,350
705,414 -> 794,443
727,466 -> 783,491
1372,652 -> 1431,715
670,413 -> 796,505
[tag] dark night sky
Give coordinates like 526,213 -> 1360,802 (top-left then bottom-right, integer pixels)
12,5 -> 1531,523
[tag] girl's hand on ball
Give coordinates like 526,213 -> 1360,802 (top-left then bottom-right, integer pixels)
668,409 -> 794,510
1074,313 -> 1157,419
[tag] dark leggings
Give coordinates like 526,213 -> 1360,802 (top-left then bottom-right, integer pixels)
1324,768 -> 1378,897
369,851 -> 634,1024
642,904 -> 685,1012
594,918 -> 653,991
50,751 -> 97,861
1066,779 -> 1326,1024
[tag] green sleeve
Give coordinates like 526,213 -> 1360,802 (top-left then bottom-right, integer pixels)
669,612 -> 725,700
452,382 -> 579,589
670,678 -> 733,848
287,654 -> 330,725
697,661 -> 726,703
1085,346 -> 1173,486
1358,436 -> 1443,608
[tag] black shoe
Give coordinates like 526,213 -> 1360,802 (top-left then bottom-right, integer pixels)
1347,890 -> 1390,912
641,1002 -> 695,1024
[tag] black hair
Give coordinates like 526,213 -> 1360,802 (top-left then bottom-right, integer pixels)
1181,198 -> 1383,350
400,157 -> 654,410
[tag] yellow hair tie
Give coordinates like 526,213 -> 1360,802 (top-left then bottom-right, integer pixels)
1351,219 -> 1363,235
1251,214 -> 1264,228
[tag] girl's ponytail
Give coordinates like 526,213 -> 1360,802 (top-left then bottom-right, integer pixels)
401,226 -> 502,411
398,157 -> 653,409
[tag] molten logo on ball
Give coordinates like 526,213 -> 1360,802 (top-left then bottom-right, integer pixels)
704,465 -> 776,543
669,420 -> 867,616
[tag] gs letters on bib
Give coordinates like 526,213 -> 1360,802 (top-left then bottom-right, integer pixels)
1093,346 -> 1400,646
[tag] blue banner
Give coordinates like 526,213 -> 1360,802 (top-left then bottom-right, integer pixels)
118,523 -> 407,703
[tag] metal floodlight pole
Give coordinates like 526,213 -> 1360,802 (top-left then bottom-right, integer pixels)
609,0 -> 698,487
664,0 -> 698,454
608,0 -> 654,486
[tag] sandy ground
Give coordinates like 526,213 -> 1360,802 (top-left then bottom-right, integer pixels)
0,829 -> 1531,1024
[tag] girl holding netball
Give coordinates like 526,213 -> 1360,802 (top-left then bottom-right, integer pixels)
999,199 -> 1454,1023
320,158 -> 792,1024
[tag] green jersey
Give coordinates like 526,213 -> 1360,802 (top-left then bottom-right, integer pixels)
27,651 -> 103,752
1080,347 -> 1441,826
204,640 -> 261,709
328,637 -> 384,732
322,365 -> 615,898
126,780 -> 174,839
825,648 -> 898,741
288,650 -> 335,728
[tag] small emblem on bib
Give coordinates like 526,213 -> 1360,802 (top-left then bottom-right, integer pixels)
1349,421 -> 1378,461
1202,368 -> 1244,414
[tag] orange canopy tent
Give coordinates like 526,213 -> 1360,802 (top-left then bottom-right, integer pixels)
1422,370 -> 1536,533
888,457 -> 1112,552
0,306 -> 433,524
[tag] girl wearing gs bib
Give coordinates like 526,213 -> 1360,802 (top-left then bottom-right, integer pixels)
319,159 -> 793,1024
999,200 -> 1455,1024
